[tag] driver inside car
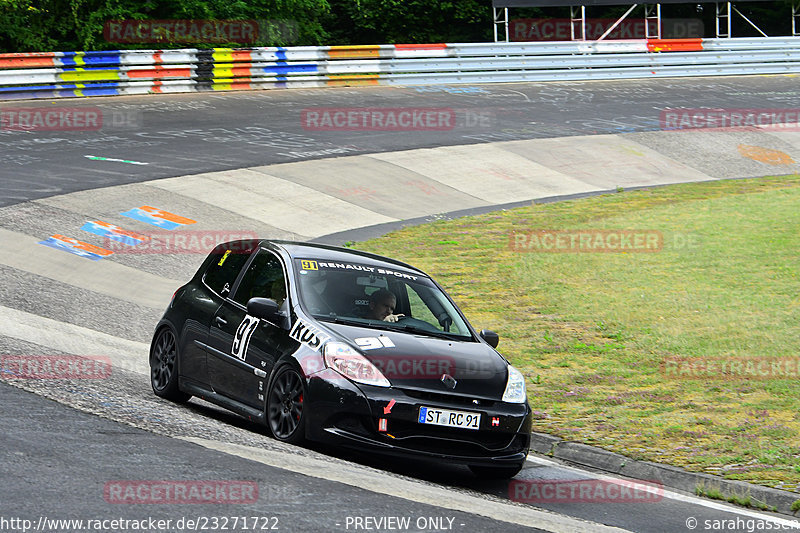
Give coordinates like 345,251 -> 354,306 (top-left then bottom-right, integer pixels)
368,288 -> 405,323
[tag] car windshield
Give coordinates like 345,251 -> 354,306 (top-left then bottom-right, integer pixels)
293,258 -> 473,340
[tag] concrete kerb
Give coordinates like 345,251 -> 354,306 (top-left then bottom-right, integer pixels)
532,432 -> 800,518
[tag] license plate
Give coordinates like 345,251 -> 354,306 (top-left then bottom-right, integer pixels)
418,406 -> 481,430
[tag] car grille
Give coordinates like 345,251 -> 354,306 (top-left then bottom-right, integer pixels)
399,388 -> 496,407
330,415 -> 528,457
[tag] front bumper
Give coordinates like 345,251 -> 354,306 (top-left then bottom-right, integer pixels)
304,369 -> 531,467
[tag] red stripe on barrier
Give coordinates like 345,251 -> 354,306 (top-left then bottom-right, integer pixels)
0,55 -> 57,68
647,38 -> 703,52
395,43 -> 447,50
230,67 -> 254,76
230,50 -> 253,61
227,82 -> 255,90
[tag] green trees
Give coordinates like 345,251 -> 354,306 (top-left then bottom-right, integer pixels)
0,0 -> 795,53
0,0 -> 331,52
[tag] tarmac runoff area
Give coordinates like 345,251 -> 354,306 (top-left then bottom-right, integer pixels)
1,125 -> 800,518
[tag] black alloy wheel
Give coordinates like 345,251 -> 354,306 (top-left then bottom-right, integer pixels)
267,365 -> 306,443
150,327 -> 190,403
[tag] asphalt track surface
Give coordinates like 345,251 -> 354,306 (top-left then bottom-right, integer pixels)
2,76 -> 800,532
2,75 -> 799,207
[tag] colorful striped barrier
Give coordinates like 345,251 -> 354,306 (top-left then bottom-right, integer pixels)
2,37 -> 800,100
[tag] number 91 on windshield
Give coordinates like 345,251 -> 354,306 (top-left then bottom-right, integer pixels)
418,406 -> 481,430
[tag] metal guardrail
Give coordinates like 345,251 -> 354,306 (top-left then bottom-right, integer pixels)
1,37 -> 799,100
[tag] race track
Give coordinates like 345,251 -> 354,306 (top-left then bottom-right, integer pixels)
2,76 -> 799,532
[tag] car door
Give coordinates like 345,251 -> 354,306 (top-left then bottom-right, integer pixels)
180,242 -> 254,386
207,248 -> 293,408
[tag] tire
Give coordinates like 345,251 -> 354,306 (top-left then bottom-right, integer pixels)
468,464 -> 523,480
149,327 -> 191,403
266,364 -> 307,444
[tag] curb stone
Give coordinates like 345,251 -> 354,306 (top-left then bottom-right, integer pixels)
530,432 -> 800,518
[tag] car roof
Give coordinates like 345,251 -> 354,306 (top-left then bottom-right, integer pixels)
257,239 -> 427,277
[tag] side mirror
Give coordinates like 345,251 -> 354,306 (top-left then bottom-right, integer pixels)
247,297 -> 281,323
479,329 -> 499,348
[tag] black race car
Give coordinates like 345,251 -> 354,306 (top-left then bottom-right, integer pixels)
150,239 -> 531,478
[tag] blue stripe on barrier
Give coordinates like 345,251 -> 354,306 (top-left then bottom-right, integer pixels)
260,63 -> 317,74
69,88 -> 121,96
0,91 -> 59,100
80,53 -> 123,66
275,48 -> 287,61
0,82 -> 123,92
60,66 -> 123,72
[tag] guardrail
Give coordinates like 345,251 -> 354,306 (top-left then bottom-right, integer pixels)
1,37 -> 800,100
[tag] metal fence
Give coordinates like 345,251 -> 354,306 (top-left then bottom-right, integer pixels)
1,37 -> 799,100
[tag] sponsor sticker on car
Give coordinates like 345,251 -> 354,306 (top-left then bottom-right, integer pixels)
418,406 -> 481,430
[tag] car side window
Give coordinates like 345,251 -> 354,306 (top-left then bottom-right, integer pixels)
203,245 -> 253,297
232,250 -> 287,307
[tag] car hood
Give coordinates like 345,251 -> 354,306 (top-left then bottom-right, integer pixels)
321,322 -> 509,399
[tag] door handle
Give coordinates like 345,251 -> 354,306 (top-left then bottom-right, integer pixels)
214,316 -> 227,326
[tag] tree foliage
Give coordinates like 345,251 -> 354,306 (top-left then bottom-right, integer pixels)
0,0 -> 797,52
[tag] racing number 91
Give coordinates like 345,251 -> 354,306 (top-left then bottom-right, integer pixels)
232,315 -> 260,360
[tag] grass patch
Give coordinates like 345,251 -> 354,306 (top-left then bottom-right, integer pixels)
355,175 -> 800,491
695,484 -> 777,512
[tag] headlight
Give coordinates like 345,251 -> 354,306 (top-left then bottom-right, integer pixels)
323,342 -> 390,387
502,365 -> 527,403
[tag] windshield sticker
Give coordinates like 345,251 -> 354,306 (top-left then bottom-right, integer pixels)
289,318 -> 330,351
218,249 -> 231,266
300,259 -> 421,280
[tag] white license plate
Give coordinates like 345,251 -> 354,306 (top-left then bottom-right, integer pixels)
418,406 -> 481,430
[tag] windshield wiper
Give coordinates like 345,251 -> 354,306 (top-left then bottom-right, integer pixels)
314,314 -> 365,327
375,322 -> 467,341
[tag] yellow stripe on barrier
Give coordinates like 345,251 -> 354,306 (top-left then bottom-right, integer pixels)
212,81 -> 255,91
73,52 -> 85,67
328,46 -> 381,59
213,49 -> 252,63
213,67 -> 234,78
213,50 -> 234,63
59,69 -> 120,82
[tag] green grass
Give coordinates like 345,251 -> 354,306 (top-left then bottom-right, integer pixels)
355,175 -> 800,491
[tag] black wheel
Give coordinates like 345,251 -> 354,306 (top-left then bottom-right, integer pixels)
468,464 -> 523,480
267,365 -> 306,444
150,327 -> 190,403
